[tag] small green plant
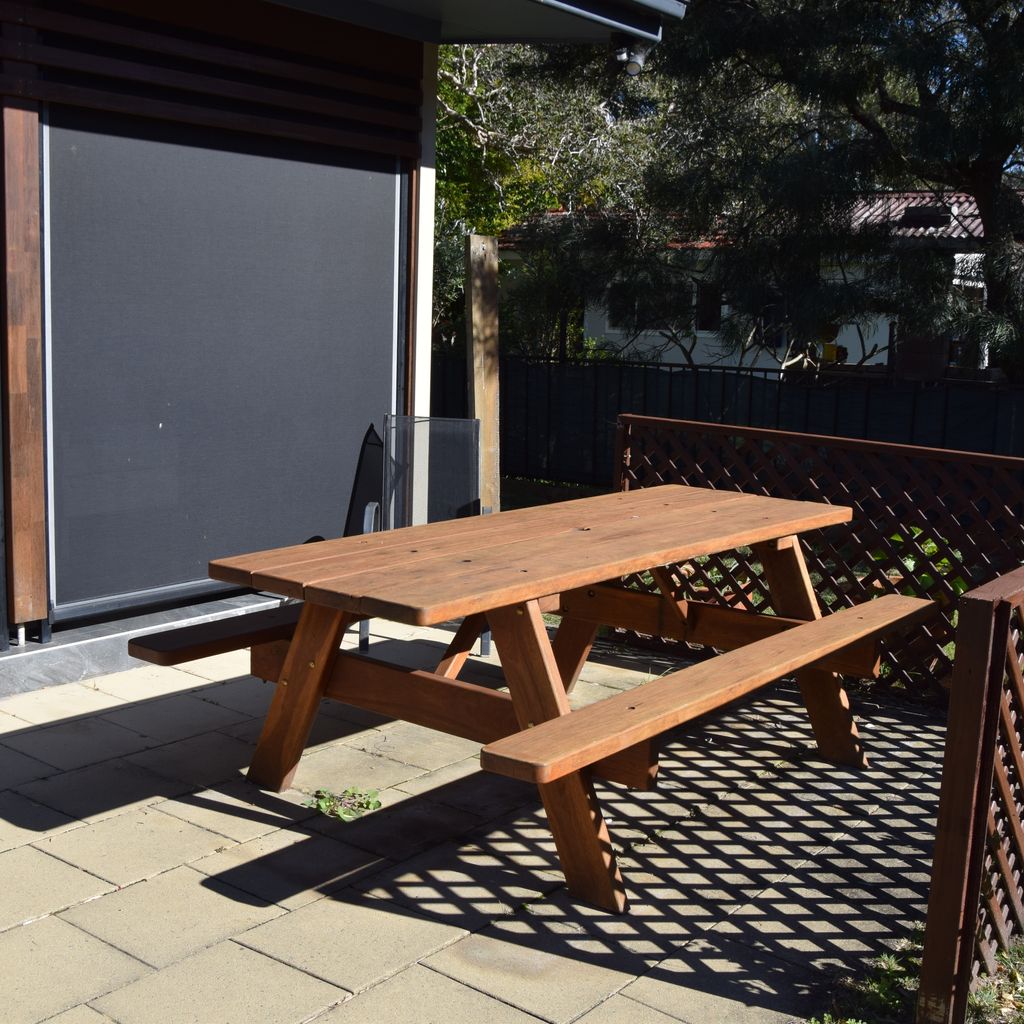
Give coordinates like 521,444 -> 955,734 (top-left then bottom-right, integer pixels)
968,942 -> 1024,1023
809,931 -> 922,1024
304,787 -> 381,822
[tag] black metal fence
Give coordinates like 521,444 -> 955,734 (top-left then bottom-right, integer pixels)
432,354 -> 1024,486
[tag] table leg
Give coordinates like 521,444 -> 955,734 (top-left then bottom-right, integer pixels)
754,536 -> 867,767
489,601 -> 627,912
247,603 -> 353,791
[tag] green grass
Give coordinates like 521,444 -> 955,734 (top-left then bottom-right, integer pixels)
969,943 -> 1024,1023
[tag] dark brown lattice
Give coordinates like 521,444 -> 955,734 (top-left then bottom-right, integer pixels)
615,414 -> 1024,700
975,604 -> 1024,977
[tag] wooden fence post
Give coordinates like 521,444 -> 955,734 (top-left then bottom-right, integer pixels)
917,582 -> 1018,1023
465,234 -> 500,514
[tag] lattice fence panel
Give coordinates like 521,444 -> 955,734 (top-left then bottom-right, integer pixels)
616,415 -> 1024,699
975,603 -> 1024,977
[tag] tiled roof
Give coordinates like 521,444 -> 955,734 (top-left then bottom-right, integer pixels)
850,192 -> 985,245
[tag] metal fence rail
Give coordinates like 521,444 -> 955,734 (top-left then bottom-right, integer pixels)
431,354 -> 1024,484
613,414 -> 1024,701
918,567 -> 1024,1024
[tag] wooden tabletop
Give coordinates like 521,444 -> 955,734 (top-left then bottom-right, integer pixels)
209,484 -> 852,626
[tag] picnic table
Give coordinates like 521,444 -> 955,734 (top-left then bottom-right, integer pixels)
143,484 -> 933,912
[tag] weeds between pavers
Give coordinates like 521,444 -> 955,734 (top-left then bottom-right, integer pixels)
304,787 -> 382,823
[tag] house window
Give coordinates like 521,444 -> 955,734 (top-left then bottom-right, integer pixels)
606,281 -> 676,333
695,284 -> 721,332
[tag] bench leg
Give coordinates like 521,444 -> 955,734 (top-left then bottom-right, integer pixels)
247,604 -> 354,791
754,536 -> 867,768
489,601 -> 627,912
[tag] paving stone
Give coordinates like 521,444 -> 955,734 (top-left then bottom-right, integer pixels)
223,710 -> 372,749
238,893 -> 465,992
42,1005 -> 119,1023
192,826 -> 386,909
175,649 -> 253,681
126,730 -> 254,787
714,880 -> 924,972
568,679 -> 624,709
424,918 -> 643,1024
100,692 -> 250,743
154,780 -> 315,842
305,786 -> 485,859
0,844 -> 113,929
0,916 -> 147,1024
339,720 -> 480,771
357,842 -> 560,929
88,664 -> 204,699
45,1006 -> 120,1023
622,935 -> 828,1024
36,805 -> 231,886
314,964 -> 542,1023
290,740 -> 427,795
0,709 -> 30,733
1,716 -> 152,771
60,864 -> 285,967
0,740 -> 60,788
0,681 -> 127,722
396,764 -> 538,820
14,758 -> 190,823
195,675 -> 276,716
0,788 -> 78,851
573,994 -> 685,1023
391,758 -> 483,797
92,940 -> 345,1024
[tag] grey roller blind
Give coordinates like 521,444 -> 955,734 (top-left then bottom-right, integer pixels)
47,108 -> 402,616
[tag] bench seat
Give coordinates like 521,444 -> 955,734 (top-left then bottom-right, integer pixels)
480,594 -> 934,785
127,603 -> 303,667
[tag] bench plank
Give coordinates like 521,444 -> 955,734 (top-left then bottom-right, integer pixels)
480,594 -> 934,785
127,603 -> 303,666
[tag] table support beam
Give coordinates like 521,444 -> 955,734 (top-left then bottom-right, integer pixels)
251,640 -> 656,790
551,615 -> 598,694
754,536 -> 866,768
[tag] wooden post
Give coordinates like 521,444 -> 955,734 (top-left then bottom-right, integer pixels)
2,97 -> 47,628
916,590 -> 1011,1024
465,234 -> 500,514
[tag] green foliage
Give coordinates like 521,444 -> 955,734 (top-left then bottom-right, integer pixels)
969,942 -> 1024,1023
810,931 -> 922,1024
435,3 -> 1024,371
303,787 -> 381,823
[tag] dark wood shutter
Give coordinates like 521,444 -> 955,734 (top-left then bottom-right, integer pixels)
0,0 -> 422,157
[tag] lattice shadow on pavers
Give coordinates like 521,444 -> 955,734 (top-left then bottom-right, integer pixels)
195,684 -> 944,1019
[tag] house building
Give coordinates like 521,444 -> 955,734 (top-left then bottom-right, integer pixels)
0,0 -> 686,648
582,191 -> 988,372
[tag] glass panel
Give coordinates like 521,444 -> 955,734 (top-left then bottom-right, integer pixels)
383,416 -> 480,529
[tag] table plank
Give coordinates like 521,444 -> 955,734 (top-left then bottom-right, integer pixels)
210,485 -> 691,589
303,493 -> 851,624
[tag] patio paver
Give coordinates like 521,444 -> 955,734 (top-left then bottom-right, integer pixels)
59,864 -> 286,968
236,893 -> 466,992
0,619 -> 945,1024
91,940 -> 345,1024
0,915 -> 147,1024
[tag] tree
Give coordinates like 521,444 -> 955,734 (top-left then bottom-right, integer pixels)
432,43 -> 680,355
435,3 -> 1024,373
657,0 -> 1024,371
